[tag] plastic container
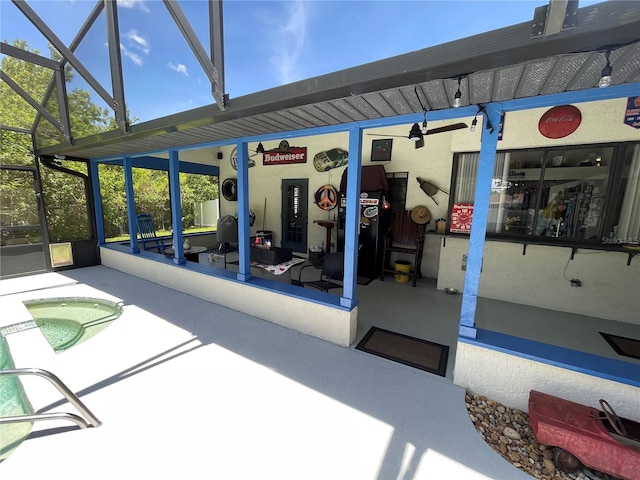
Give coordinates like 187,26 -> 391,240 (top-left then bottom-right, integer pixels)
394,260 -> 411,283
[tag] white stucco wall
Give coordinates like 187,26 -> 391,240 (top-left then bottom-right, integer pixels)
436,236 -> 640,324
216,120 -> 472,253
454,342 -> 640,420
181,98 -> 638,323
100,248 -> 357,347
438,98 -> 640,324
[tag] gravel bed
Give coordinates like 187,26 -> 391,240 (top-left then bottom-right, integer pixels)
464,391 -> 621,480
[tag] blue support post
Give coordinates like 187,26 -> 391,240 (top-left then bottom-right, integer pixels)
123,156 -> 140,254
168,150 -> 185,265
90,160 -> 105,245
341,125 -> 363,308
459,103 -> 502,339
236,142 -> 252,281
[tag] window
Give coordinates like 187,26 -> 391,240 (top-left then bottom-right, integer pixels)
451,143 -> 640,245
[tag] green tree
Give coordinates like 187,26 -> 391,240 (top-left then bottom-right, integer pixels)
1,40 -> 113,241
2,40 -> 218,245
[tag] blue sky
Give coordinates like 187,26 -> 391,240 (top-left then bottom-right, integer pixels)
1,0 -> 602,124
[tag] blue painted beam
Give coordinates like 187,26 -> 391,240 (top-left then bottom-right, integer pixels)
95,156 -> 218,176
168,150 -> 185,265
459,103 -> 502,339
341,126 -> 362,309
236,141 -> 252,282
123,156 -> 139,253
91,82 -> 639,166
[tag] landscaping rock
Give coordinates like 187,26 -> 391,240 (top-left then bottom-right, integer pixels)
464,391 -> 618,480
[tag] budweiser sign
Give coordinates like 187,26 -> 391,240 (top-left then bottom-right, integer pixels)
263,140 -> 307,166
538,105 -> 582,139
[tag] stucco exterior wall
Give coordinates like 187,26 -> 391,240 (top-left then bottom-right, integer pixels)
438,98 -> 640,324
454,341 -> 640,420
215,120 -> 471,254
100,248 -> 357,346
436,236 -> 640,324
186,98 -> 637,323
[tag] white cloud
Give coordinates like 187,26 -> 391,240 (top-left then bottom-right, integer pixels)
125,29 -> 150,55
168,62 -> 189,77
117,0 -> 150,14
120,44 -> 143,67
116,29 -> 150,66
267,1 -> 307,85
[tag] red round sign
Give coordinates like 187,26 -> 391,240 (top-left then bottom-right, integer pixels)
538,105 -> 582,139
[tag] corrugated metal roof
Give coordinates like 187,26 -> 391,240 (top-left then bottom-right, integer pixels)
32,1 -> 640,160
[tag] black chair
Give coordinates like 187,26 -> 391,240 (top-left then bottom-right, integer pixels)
214,215 -> 238,268
136,213 -> 167,254
295,252 -> 344,292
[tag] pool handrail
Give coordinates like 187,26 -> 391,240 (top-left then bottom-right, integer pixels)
0,368 -> 102,428
0,412 -> 92,429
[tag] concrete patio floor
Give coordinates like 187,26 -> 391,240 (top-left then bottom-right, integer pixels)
0,265 -> 532,479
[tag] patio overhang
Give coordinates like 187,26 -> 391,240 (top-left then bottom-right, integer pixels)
24,0 -> 640,161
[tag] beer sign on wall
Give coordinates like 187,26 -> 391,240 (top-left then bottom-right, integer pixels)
538,105 -> 582,139
624,96 -> 640,129
263,140 -> 307,166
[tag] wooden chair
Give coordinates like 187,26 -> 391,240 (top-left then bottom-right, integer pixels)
294,252 -> 344,292
379,210 -> 427,287
135,213 -> 167,254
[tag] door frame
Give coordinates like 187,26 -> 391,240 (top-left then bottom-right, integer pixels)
0,164 -> 50,277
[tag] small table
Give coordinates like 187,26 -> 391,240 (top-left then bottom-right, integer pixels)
166,245 -> 207,263
314,220 -> 336,256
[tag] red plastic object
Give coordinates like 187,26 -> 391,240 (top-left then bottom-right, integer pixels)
529,390 -> 640,480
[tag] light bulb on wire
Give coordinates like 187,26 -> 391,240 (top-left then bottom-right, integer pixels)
599,50 -> 612,88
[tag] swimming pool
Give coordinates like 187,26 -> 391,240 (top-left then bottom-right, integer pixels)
0,336 -> 34,462
23,297 -> 123,352
0,297 -> 122,461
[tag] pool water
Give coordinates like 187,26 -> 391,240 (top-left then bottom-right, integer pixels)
0,336 -> 34,462
0,297 -> 122,462
24,297 -> 123,353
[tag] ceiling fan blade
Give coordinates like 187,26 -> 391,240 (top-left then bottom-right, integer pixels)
366,133 -> 409,138
425,122 -> 468,135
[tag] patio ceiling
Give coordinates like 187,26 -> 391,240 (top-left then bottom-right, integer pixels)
15,1 -> 640,160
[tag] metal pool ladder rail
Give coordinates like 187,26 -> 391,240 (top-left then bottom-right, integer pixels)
0,368 -> 102,429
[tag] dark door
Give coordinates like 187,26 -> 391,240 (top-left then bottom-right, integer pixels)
0,167 -> 48,278
281,179 -> 308,252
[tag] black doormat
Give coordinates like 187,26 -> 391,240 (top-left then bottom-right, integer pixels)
355,326 -> 449,377
357,276 -> 375,286
599,332 -> 640,360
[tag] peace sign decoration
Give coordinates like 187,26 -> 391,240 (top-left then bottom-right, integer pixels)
314,184 -> 338,211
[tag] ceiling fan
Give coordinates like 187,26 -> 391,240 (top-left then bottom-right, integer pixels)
367,121 -> 468,149
367,84 -> 467,148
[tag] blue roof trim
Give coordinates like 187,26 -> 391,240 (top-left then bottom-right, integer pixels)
460,329 -> 640,387
93,156 -> 218,175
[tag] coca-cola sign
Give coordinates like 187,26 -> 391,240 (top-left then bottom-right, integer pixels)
538,105 -> 582,139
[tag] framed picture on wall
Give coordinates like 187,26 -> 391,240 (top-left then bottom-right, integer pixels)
371,139 -> 393,162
